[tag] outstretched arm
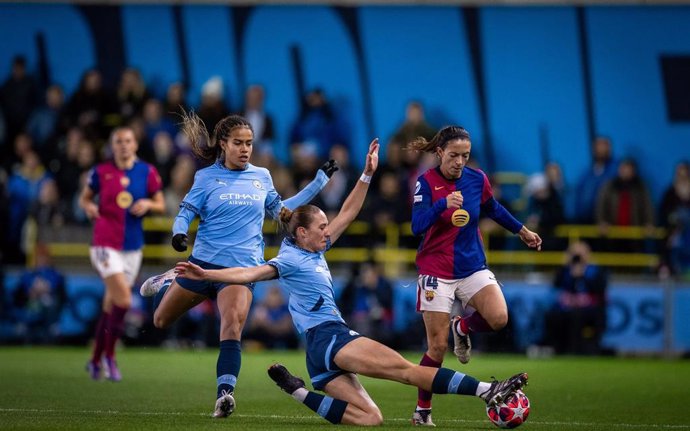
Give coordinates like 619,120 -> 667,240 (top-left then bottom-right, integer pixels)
175,261 -> 278,284
282,160 -> 337,210
328,139 -> 379,243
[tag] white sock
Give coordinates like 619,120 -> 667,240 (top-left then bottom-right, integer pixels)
291,387 -> 308,402
476,382 -> 491,398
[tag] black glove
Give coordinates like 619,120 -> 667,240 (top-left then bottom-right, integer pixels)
319,159 -> 339,178
172,233 -> 188,252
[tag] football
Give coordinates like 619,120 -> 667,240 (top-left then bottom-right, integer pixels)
486,389 -> 530,428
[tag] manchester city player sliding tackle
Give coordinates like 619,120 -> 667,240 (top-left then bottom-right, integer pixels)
175,138 -> 528,426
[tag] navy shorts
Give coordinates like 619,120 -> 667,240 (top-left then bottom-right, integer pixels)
176,256 -> 255,299
305,321 -> 362,391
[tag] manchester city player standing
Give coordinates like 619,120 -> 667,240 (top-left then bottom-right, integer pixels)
140,112 -> 337,418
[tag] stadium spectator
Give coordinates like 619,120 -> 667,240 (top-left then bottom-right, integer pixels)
197,76 -> 230,137
658,161 -> 690,278
290,87 -> 347,160
239,84 -> 275,154
524,168 -> 565,245
5,132 -> 33,173
595,158 -> 655,252
244,285 -> 298,349
574,136 -> 617,223
162,82 -> 188,128
65,69 -> 114,142
175,139 -> 528,425
542,241 -> 608,355
407,125 -> 541,425
26,84 -> 67,158
79,126 -> 165,382
0,55 -> 38,143
338,261 -> 394,345
313,144 -> 357,220
142,99 -> 177,152
163,154 -> 196,216
289,136 -> 322,189
363,170 -> 410,244
53,131 -> 97,220
391,101 -> 436,147
115,67 -> 150,123
163,299 -> 219,349
7,150 -> 52,264
151,131 -> 177,187
12,244 -> 66,344
29,178 -> 67,240
138,112 -> 335,418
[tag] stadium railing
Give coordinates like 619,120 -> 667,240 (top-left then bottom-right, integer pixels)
25,217 -> 666,275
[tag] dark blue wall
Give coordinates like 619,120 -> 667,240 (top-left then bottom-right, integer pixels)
2,4 -> 689,203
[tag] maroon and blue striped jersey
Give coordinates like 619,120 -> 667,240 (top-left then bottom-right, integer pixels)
88,160 -> 163,251
412,166 -> 522,279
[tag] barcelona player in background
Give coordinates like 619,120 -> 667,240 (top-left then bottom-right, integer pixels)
407,126 -> 541,425
79,126 -> 165,382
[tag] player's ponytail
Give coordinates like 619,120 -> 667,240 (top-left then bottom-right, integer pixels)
180,110 -> 254,163
406,125 -> 471,153
180,108 -> 215,163
278,207 -> 294,234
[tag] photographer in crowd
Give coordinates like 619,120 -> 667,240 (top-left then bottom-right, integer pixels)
542,241 -> 608,355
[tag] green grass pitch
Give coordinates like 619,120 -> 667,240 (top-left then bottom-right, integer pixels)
1,347 -> 688,430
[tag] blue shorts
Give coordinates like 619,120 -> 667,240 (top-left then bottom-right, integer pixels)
305,320 -> 362,391
176,255 -> 255,299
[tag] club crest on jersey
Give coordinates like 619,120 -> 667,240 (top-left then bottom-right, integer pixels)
116,191 -> 133,209
252,180 -> 264,190
425,290 -> 435,301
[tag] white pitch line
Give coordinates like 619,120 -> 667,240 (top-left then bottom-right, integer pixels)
1,408 -> 688,428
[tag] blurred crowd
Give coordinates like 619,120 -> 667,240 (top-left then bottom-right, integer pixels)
1,58 -> 689,275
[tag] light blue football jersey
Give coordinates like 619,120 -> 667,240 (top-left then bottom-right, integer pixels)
172,161 -> 327,267
267,237 -> 344,333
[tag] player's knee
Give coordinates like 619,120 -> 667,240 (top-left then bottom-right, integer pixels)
355,406 -> 383,426
369,409 -> 384,426
220,318 -> 245,339
153,312 -> 171,329
490,311 -> 508,331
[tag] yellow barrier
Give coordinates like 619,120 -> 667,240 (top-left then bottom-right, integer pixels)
30,216 -> 665,272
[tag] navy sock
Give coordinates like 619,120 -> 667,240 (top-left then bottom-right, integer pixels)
303,392 -> 348,424
431,368 -> 480,396
217,340 -> 241,398
152,282 -> 170,311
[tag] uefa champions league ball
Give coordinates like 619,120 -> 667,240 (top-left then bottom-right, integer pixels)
486,389 -> 530,428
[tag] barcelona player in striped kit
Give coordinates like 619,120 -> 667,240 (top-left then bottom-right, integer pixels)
139,112 -> 336,418
174,138 -> 528,425
408,126 -> 541,425
79,126 -> 165,381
